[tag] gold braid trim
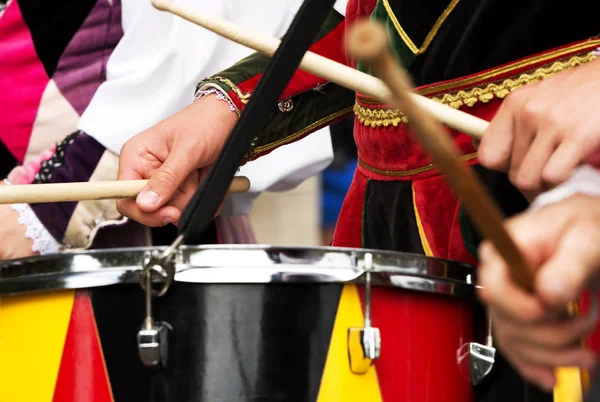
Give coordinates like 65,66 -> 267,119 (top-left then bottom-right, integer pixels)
432,53 -> 596,108
212,76 -> 251,104
354,52 -> 597,127
354,103 -> 408,127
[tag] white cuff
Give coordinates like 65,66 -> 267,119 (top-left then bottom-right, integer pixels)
194,86 -> 239,115
530,165 -> 600,211
10,203 -> 61,255
333,0 -> 347,16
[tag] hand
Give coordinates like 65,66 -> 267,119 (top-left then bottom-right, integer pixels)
117,94 -> 237,226
0,183 -> 35,260
478,58 -> 600,200
477,195 -> 600,391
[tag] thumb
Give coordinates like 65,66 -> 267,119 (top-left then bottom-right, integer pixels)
536,222 -> 600,307
137,155 -> 191,212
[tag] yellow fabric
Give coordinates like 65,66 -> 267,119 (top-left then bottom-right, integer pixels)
0,291 -> 75,402
412,186 -> 434,256
316,284 -> 382,401
554,367 -> 583,402
554,301 -> 585,402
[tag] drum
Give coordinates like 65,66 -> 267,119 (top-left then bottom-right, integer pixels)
0,245 -> 480,402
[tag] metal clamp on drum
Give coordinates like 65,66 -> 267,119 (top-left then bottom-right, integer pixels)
468,313 -> 496,385
456,277 -> 496,385
347,252 -> 381,374
136,241 -> 180,368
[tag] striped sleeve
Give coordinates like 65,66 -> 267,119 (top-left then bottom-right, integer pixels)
29,132 -> 149,250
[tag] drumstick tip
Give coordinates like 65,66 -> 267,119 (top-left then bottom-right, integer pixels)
346,19 -> 389,63
151,0 -> 170,11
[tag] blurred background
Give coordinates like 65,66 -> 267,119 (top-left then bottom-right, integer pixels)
249,117 -> 356,246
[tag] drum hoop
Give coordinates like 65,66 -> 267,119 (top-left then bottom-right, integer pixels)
0,245 -> 476,299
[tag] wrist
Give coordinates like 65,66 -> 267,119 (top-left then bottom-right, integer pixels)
194,86 -> 240,117
531,165 -> 600,210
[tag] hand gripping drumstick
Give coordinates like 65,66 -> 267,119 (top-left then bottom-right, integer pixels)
151,0 -> 488,140
345,20 -> 533,290
0,176 -> 250,204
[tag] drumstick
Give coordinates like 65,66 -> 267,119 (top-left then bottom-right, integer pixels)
346,21 -> 533,290
0,176 -> 250,204
151,0 -> 488,140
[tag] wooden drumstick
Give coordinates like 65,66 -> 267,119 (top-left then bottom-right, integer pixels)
346,21 -> 533,290
0,176 -> 250,204
151,0 -> 488,140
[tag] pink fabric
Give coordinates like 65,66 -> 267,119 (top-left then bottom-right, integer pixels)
52,0 -> 123,116
0,1 -> 49,162
7,146 -> 55,184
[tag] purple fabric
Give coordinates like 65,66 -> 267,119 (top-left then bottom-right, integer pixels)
90,220 -> 149,249
30,133 -> 106,241
52,0 -> 123,116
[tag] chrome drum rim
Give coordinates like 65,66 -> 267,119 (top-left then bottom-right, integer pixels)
0,245 -> 476,299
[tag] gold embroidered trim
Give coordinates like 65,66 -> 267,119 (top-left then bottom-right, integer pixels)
431,53 -> 597,108
418,40 -> 600,96
358,153 -> 478,177
412,186 -> 434,256
354,52 -> 597,126
354,103 -> 408,127
250,106 -> 354,158
382,0 -> 460,55
212,76 -> 251,104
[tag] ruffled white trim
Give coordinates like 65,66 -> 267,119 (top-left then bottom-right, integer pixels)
530,165 -> 600,211
10,203 -> 61,255
193,86 -> 239,114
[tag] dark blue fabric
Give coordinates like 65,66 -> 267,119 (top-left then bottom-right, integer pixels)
321,160 -> 356,226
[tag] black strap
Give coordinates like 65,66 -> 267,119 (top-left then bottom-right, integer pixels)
178,0 -> 336,242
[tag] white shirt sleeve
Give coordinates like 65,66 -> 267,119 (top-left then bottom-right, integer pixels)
530,165 -> 600,211
222,127 -> 333,216
79,0 -> 334,205
333,0 -> 347,16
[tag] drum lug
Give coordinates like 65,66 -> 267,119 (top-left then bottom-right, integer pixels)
469,313 -> 496,385
137,249 -> 177,368
348,252 -> 381,374
137,321 -> 172,368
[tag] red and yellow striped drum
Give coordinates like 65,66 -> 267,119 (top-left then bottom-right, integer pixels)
0,246 -> 481,401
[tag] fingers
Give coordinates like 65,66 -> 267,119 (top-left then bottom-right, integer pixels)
536,220 -> 600,307
513,342 -> 595,370
478,74 -> 600,197
513,133 -> 557,193
477,196 -> 600,392
478,242 -> 547,323
543,138 -> 589,185
508,100 -> 538,182
117,199 -> 182,227
137,153 -> 196,213
519,365 -> 556,392
499,312 -> 597,350
478,95 -> 518,171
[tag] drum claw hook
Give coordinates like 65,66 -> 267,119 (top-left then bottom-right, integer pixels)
140,234 -> 183,297
137,234 -> 183,368
461,296 -> 496,385
348,252 -> 381,374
